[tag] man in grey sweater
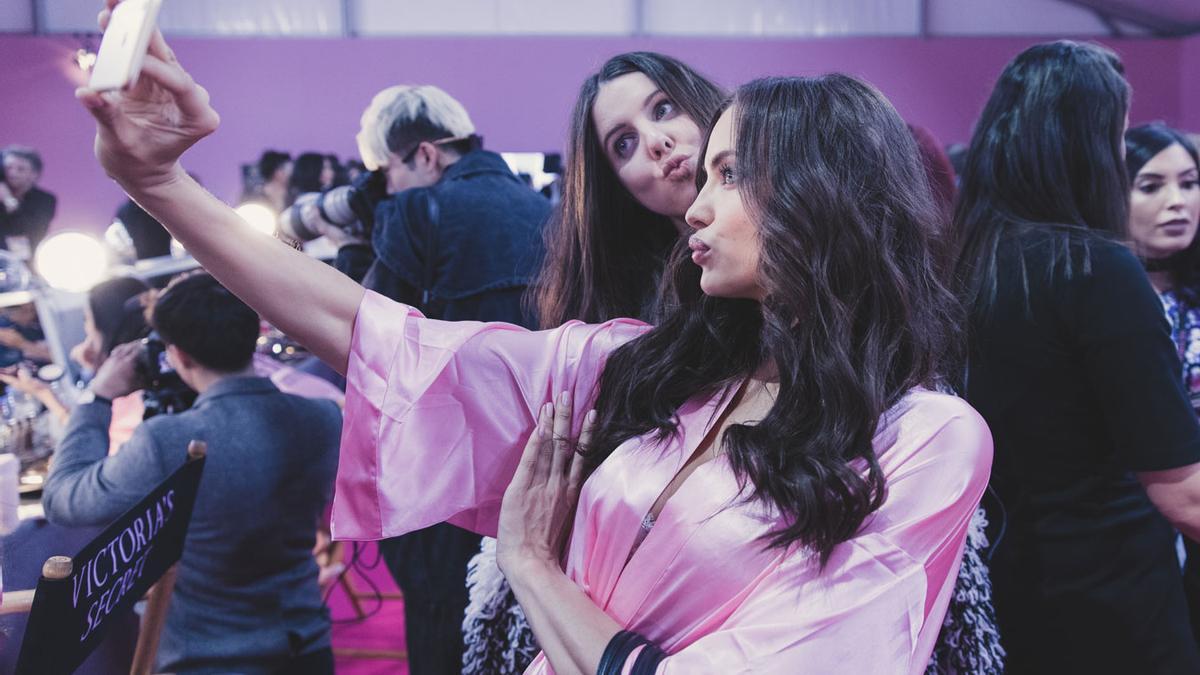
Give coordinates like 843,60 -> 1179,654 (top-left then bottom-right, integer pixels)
42,272 -> 342,674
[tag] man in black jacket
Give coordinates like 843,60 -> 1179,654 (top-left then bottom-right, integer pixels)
0,146 -> 57,258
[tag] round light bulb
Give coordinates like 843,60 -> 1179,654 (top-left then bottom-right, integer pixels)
234,203 -> 278,237
34,232 -> 108,292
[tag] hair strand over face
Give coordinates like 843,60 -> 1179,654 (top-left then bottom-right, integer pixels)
586,75 -> 961,565
528,52 -> 725,328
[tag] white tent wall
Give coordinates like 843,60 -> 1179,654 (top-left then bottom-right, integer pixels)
0,0 -> 1166,37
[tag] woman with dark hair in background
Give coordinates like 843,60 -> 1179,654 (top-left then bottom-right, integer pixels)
325,153 -> 349,188
1125,122 -> 1200,644
530,51 -> 725,328
1126,123 -> 1200,381
249,149 -> 291,212
954,42 -> 1200,673
287,151 -> 336,206
2,276 -> 150,439
77,14 -> 991,668
75,277 -> 153,370
464,50 -> 727,673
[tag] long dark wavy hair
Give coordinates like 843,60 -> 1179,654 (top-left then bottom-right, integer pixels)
953,41 -> 1130,321
1126,122 -> 1200,303
585,75 -> 961,563
529,52 -> 725,328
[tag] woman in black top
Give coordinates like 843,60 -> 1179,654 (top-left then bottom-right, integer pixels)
1125,123 -> 1200,643
954,41 -> 1200,673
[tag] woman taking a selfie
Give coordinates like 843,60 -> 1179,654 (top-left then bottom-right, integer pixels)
78,3 -> 990,671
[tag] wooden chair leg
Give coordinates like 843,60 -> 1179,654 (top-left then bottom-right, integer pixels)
130,564 -> 178,675
0,589 -> 35,615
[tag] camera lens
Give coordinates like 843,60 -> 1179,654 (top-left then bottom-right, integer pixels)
276,186 -> 360,242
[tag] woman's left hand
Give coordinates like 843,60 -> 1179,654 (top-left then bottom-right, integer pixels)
497,394 -> 592,578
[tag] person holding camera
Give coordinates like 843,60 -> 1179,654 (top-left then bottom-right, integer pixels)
289,85 -> 550,324
41,272 -> 343,675
287,83 -> 550,673
0,278 -> 151,456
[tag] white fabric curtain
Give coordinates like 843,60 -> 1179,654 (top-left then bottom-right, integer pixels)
1,0 -> 1133,37
34,0 -> 346,36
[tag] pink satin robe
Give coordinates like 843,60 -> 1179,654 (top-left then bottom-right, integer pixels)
332,291 -> 993,674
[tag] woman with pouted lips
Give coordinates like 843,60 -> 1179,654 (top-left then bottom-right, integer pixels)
1125,122 -> 1200,645
530,52 -> 724,329
467,51 -> 726,673
76,6 -> 989,669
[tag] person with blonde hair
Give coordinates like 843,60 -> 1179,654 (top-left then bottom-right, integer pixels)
74,6 -> 992,669
326,81 -> 551,672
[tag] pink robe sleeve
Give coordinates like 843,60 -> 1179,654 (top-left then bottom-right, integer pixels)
331,290 -> 648,541
626,399 -> 992,675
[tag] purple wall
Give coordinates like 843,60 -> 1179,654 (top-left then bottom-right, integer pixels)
0,34 -> 1188,234
1181,35 -> 1200,132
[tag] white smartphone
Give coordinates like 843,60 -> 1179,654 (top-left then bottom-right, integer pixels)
88,0 -> 164,91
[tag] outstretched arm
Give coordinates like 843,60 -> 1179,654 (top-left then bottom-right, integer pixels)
77,1 -> 363,373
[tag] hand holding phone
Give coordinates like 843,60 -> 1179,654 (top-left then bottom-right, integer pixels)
89,0 -> 164,91
78,0 -> 219,193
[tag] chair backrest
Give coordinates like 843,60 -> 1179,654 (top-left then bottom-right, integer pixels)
0,556 -> 66,615
13,440 -> 206,675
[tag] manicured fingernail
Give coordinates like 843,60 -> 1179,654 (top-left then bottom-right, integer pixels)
559,391 -> 570,406
541,402 -> 553,419
586,410 -> 597,424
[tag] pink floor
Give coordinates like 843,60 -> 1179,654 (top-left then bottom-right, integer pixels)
326,542 -> 409,675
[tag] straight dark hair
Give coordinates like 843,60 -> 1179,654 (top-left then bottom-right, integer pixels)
89,276 -> 151,361
530,52 -> 725,328
287,152 -> 328,205
586,75 -> 960,564
953,41 -> 1130,320
1126,122 -> 1200,303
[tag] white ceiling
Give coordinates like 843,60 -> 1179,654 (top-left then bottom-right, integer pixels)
1,0 -> 1187,38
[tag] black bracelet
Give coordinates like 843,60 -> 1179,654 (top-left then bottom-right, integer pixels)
630,640 -> 667,675
598,630 -> 646,675
598,629 -> 667,675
